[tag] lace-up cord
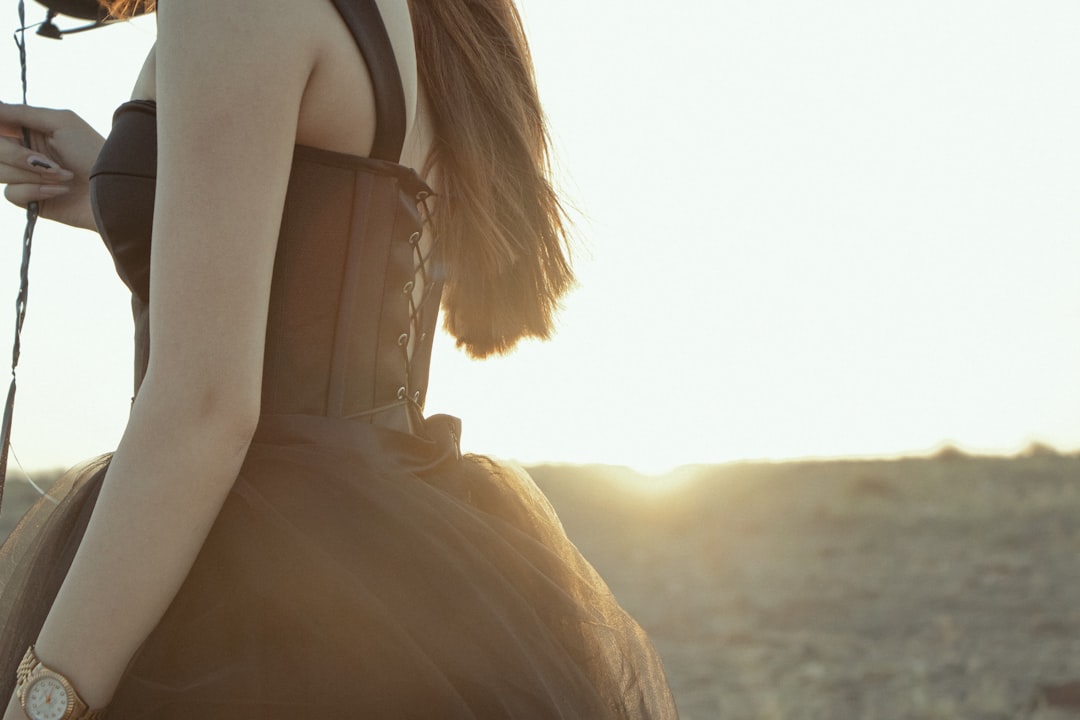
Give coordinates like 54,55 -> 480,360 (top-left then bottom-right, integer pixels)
395,191 -> 438,410
338,192 -> 437,425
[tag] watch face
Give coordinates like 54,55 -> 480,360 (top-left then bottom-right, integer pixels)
25,676 -> 71,720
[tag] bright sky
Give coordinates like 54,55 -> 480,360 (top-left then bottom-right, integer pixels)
1,1 -> 1078,475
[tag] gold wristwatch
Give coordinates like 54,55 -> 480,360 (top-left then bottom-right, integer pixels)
15,646 -> 107,720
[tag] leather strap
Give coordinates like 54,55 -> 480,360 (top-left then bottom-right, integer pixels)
328,0 -> 408,163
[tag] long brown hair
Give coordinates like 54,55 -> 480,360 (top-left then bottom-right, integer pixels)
101,0 -> 572,358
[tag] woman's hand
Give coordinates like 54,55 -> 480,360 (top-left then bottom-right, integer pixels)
0,103 -> 105,232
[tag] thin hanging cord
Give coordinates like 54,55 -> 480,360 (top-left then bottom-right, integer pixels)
10,444 -> 55,504
0,0 -> 40,513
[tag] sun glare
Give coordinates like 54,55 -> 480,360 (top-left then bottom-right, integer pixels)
613,465 -> 702,497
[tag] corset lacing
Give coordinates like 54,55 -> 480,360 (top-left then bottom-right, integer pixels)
341,188 -> 440,431
396,190 -> 438,410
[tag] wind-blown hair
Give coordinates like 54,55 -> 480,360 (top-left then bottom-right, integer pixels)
99,0 -> 152,16
100,0 -> 573,358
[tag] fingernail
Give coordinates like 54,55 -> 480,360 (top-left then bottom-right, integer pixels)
39,185 -> 70,197
28,155 -> 72,176
28,156 -> 73,178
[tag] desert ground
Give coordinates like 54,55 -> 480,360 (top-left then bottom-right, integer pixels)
3,449 -> 1080,719
532,450 -> 1080,720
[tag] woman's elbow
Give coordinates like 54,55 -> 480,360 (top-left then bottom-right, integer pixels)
133,374 -> 262,453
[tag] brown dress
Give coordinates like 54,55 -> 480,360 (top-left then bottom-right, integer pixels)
0,2 -> 678,717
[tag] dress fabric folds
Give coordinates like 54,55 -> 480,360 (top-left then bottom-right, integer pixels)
0,1 -> 678,716
1,417 -> 677,718
0,418 -> 673,716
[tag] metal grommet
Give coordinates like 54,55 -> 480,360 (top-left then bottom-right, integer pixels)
408,231 -> 421,245
397,386 -> 407,401
402,281 -> 415,294
416,191 -> 429,202
397,333 -> 409,347
413,391 -> 421,403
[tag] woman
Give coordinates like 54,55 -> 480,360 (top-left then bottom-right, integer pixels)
0,0 -> 678,717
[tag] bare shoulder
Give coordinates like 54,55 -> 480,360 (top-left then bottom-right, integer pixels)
151,0 -> 430,165
133,0 -> 312,102
156,0 -> 318,91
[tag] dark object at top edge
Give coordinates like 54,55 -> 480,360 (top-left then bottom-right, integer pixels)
34,0 -> 107,21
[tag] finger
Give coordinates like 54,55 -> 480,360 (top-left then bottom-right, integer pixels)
0,137 -> 74,180
0,165 -> 65,186
4,182 -> 70,208
0,102 -> 71,135
0,122 -> 20,139
0,164 -> 72,186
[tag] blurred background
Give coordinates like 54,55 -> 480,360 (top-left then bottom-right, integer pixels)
0,0 -> 1077,476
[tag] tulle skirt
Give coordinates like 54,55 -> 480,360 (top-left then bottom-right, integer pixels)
0,413 -> 677,718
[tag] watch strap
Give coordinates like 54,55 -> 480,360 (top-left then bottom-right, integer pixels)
16,646 -> 37,683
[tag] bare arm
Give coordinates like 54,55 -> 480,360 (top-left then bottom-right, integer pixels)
3,0 -> 315,714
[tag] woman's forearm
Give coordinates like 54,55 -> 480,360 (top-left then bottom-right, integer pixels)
24,389 -> 257,710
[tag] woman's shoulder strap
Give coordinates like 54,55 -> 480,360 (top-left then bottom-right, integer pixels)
328,0 -> 407,163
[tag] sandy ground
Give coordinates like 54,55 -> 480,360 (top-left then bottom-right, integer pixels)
4,452 -> 1080,719
532,452 -> 1080,720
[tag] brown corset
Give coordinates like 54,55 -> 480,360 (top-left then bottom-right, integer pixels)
87,0 -> 441,434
